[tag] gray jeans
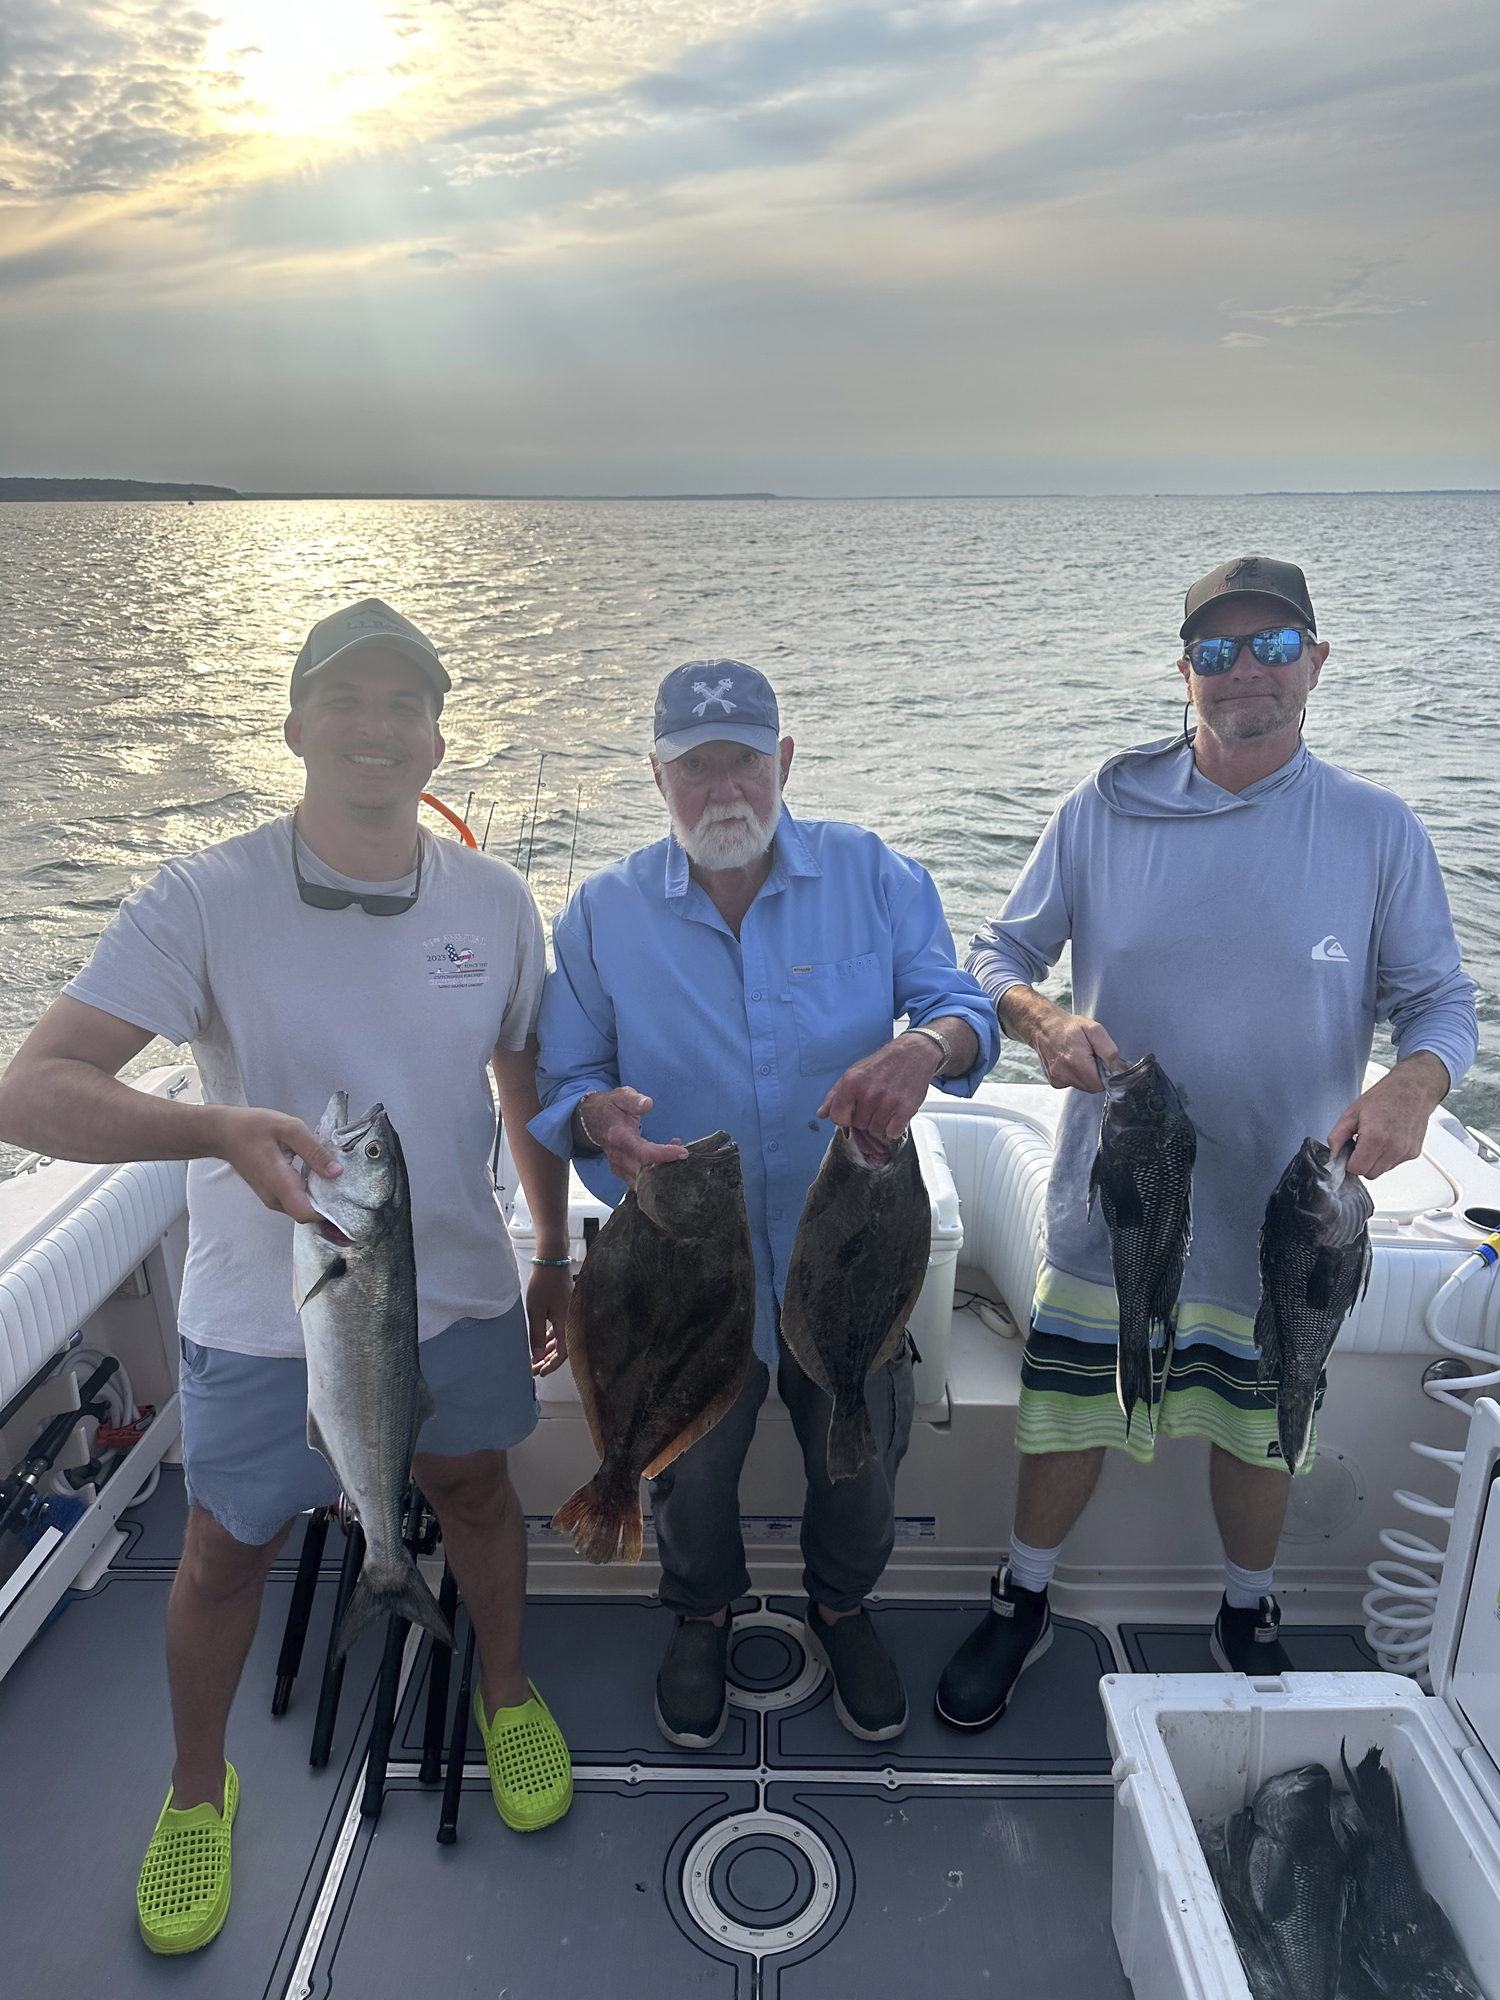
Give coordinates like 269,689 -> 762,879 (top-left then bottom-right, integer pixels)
650,1339 -> 916,1616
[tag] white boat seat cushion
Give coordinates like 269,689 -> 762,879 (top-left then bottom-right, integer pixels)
0,1160 -> 187,1406
918,1112 -> 1053,1326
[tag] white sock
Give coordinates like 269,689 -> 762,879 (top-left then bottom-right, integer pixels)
1224,1558 -> 1274,1611
1005,1534 -> 1062,1597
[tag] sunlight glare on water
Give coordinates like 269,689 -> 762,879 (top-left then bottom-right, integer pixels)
0,494 -> 1495,1154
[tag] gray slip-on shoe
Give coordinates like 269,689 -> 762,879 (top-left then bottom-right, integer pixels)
803,1605 -> 908,1742
655,1614 -> 731,1748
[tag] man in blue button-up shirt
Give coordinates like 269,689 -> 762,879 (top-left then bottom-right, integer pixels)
532,661 -> 998,1749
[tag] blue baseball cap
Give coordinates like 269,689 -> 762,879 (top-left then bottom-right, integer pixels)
653,660 -> 780,762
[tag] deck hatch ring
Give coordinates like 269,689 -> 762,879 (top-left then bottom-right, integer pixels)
683,1811 -> 837,1955
724,1609 -> 827,1712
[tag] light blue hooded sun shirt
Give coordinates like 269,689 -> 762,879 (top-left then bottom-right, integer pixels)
968,735 -> 1478,1359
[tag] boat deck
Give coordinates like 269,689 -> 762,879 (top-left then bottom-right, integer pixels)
0,1470 -> 1382,1999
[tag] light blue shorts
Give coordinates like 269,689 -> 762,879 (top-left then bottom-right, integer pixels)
179,1301 -> 538,1548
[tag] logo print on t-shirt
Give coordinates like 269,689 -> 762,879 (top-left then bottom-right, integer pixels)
425,934 -> 488,988
1311,936 -> 1349,963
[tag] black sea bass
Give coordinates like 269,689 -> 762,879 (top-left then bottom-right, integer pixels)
1255,1138 -> 1372,1472
781,1125 -> 930,1481
1088,1054 -> 1197,1437
553,1133 -> 755,1563
293,1093 -> 453,1661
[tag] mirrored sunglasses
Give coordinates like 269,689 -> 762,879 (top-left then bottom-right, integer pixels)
1187,626 -> 1306,675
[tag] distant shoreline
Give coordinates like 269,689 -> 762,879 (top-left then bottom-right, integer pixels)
1,477 -> 1494,503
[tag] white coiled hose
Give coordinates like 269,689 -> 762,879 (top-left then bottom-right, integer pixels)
1363,1231 -> 1500,1686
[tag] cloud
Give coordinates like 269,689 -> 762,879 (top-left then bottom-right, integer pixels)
0,0 -> 1493,492
0,0 -> 231,198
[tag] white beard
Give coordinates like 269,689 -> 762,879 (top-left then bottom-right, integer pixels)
671,786 -> 781,870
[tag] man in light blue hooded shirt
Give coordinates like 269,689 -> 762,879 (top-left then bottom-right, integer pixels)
532,660 -> 999,1752
935,556 -> 1477,1730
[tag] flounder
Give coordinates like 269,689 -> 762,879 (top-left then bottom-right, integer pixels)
552,1132 -> 755,1563
781,1124 -> 930,1482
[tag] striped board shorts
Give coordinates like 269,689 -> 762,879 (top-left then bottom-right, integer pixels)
1016,1265 -> 1324,1474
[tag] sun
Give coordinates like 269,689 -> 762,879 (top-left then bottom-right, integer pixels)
204,0 -> 414,145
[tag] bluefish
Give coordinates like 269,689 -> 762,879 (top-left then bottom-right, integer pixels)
1088,1054 -> 1196,1437
553,1132 -> 755,1563
781,1124 -> 929,1481
293,1093 -> 452,1661
1255,1139 -> 1372,1472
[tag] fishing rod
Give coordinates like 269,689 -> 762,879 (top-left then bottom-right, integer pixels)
0,1355 -> 119,1537
564,785 -> 582,902
481,802 -> 496,852
524,753 -> 547,880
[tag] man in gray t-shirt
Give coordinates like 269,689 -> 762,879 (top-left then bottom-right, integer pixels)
932,556 -> 1476,1732
0,598 -> 577,1951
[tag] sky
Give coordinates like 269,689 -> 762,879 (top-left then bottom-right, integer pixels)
1,0 -> 1495,494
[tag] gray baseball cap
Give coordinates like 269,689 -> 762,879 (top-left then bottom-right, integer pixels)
290,598 -> 451,710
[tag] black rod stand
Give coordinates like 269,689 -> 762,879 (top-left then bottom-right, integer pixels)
309,1518 -> 364,1769
272,1510 -> 330,1717
360,1613 -> 411,1819
419,1563 -> 460,1785
437,1614 -> 477,1845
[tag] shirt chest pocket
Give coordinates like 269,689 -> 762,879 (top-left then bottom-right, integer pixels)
786,953 -> 892,1078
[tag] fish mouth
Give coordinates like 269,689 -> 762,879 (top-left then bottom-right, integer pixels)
841,1126 -> 901,1168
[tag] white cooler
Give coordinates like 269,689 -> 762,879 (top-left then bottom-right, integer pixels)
1101,1396 -> 1500,2000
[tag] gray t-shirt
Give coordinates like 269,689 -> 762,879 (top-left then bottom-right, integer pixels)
67,815 -> 545,1357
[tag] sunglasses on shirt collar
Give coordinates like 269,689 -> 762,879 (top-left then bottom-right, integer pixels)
1185,626 -> 1308,675
291,813 -> 422,915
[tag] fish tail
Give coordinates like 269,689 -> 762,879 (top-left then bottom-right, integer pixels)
826,1397 -> 878,1483
1116,1326 -> 1156,1440
551,1470 -> 642,1565
334,1556 -> 454,1662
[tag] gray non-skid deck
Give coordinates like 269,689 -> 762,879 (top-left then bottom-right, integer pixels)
0,1472 -> 1382,1998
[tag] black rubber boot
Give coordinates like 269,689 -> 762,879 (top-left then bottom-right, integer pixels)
655,1614 -> 731,1748
934,1567 -> 1053,1731
1209,1594 -> 1291,1675
803,1606 -> 908,1742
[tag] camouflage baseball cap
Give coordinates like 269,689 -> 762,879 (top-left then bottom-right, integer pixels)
1180,557 -> 1317,642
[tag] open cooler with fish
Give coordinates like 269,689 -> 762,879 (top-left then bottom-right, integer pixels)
1102,1394 -> 1500,1999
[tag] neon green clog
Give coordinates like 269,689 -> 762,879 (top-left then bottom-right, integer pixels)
136,1762 -> 238,1954
473,1681 -> 573,1831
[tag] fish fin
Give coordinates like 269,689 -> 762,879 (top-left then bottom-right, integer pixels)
334,1558 -> 453,1663
1305,1246 -> 1343,1312
295,1254 -> 347,1314
306,1407 -> 335,1470
826,1396 -> 879,1482
563,1295 -> 608,1461
1253,1300 -> 1280,1389
868,1262 -> 931,1376
1093,1152 -> 1144,1230
551,1472 -> 642,1565
640,1368 -> 748,1480
780,1316 -> 835,1399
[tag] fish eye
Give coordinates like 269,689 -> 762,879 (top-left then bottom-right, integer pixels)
364,1141 -> 381,1160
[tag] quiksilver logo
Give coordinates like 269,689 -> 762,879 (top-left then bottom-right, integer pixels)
1311,936 -> 1349,963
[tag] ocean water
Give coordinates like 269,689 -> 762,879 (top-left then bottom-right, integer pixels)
1,494 -> 1496,1160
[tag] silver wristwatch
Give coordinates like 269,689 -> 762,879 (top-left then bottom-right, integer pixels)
903,1024 -> 952,1074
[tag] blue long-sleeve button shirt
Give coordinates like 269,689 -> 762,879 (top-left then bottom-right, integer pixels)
530,808 -> 1000,1362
